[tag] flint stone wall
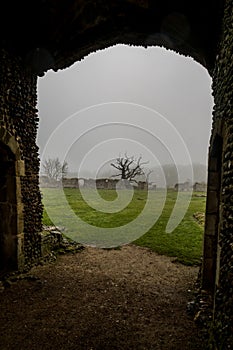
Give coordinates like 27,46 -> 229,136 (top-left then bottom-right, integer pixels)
203,0 -> 233,347
0,0 -> 232,347
0,49 -> 43,270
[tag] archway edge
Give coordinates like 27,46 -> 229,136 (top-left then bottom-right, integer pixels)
0,127 -> 25,270
3,1 -> 221,76
0,127 -> 21,160
47,0 -> 223,76
53,39 -> 208,75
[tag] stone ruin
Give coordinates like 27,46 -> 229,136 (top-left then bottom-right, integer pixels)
40,176 -> 149,190
0,1 -> 232,347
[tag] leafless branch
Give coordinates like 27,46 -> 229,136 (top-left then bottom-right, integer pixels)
110,154 -> 150,181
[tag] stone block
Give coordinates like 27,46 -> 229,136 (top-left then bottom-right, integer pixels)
215,244 -> 221,287
202,257 -> 215,291
15,160 -> 25,177
208,171 -> 220,190
205,214 -> 218,235
203,234 -> 216,259
17,212 -> 24,234
16,233 -> 25,271
209,158 -> 218,172
206,191 -> 219,214
15,176 -> 22,199
7,136 -> 18,155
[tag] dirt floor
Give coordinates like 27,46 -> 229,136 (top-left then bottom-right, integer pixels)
0,245 -> 205,350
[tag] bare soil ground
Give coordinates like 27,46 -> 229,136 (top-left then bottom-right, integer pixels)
0,245 -> 204,350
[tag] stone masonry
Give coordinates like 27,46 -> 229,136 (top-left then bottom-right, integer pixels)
0,0 -> 232,348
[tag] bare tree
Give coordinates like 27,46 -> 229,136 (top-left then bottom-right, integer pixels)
145,169 -> 153,183
110,154 -> 149,182
42,158 -> 68,181
61,161 -> 69,179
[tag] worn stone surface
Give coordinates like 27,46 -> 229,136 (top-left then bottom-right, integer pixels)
0,49 -> 43,271
203,0 -> 233,348
40,225 -> 84,258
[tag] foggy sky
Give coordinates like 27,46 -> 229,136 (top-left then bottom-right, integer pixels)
37,45 -> 213,175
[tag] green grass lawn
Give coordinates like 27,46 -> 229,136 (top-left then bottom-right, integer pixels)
41,188 -> 206,266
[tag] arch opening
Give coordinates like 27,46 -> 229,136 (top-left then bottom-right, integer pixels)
38,44 -> 213,259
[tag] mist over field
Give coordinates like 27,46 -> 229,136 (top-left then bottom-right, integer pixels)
65,162 -> 207,188
38,45 -> 213,188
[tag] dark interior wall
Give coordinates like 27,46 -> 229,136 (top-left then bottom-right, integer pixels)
207,0 -> 233,347
0,49 -> 43,269
0,141 -> 17,271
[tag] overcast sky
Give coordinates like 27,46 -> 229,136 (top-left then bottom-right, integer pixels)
37,44 -> 213,176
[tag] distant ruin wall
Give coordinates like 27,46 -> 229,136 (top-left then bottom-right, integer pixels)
62,178 -> 79,188
193,182 -> 207,192
40,177 -> 149,190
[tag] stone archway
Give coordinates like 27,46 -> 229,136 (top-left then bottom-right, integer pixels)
0,131 -> 25,274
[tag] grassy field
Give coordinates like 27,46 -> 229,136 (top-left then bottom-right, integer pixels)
41,188 -> 206,266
